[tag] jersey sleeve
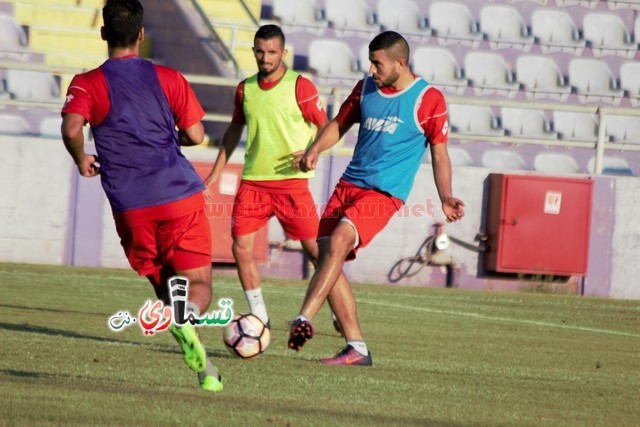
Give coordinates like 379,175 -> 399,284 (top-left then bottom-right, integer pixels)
418,87 -> 448,145
155,65 -> 205,130
231,81 -> 246,125
295,75 -> 327,128
335,80 -> 364,127
61,74 -> 92,123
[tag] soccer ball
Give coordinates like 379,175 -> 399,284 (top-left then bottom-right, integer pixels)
222,313 -> 270,359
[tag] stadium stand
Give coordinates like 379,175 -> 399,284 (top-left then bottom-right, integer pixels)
553,111 -> 599,142
272,0 -> 328,34
5,69 -> 59,101
533,152 -> 581,174
307,38 -> 361,86
448,104 -> 504,136
501,108 -> 558,140
606,114 -> 640,143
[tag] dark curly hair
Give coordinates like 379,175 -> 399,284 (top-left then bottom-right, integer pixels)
102,0 -> 144,48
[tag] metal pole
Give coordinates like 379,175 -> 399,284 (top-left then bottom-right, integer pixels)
594,108 -> 607,175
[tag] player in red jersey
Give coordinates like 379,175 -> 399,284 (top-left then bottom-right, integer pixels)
288,31 -> 465,366
61,0 -> 222,391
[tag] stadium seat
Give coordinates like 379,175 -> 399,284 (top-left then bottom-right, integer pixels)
199,0 -> 258,26
620,62 -> 640,106
0,14 -> 28,49
376,0 -> 431,42
5,69 -> 60,101
501,108 -> 558,139
412,47 -> 467,95
534,153 -> 581,174
308,39 -> 361,86
0,113 -> 32,135
448,104 -> 505,136
429,2 -> 483,48
12,3 -> 101,29
464,52 -> 519,98
516,55 -> 571,101
568,59 -> 624,105
553,111 -> 599,142
325,0 -> 380,37
38,116 -> 63,138
587,156 -> 634,175
606,114 -> 640,144
272,0 -> 328,35
510,0 -> 549,4
481,150 -> 527,171
583,13 -> 637,59
532,9 -> 586,55
480,6 -> 534,51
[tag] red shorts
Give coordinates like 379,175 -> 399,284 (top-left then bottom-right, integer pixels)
232,181 -> 319,240
318,179 -> 403,260
115,209 -> 212,276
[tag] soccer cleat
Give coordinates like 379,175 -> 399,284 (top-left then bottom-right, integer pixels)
198,363 -> 224,392
320,345 -> 373,366
169,323 -> 207,373
287,318 -> 315,351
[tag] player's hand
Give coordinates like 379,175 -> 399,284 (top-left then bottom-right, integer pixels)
77,154 -> 100,177
442,197 -> 465,223
203,174 -> 217,202
299,149 -> 319,172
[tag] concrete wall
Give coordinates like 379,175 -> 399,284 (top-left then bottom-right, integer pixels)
1,135 -> 638,299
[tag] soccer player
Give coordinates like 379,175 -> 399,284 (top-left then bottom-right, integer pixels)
288,31 -> 465,366
60,0 -> 223,391
204,25 -> 347,331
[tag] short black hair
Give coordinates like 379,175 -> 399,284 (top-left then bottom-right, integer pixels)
254,24 -> 285,46
369,31 -> 410,63
102,0 -> 144,48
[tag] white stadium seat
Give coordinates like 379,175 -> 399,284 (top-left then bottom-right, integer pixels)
534,153 -> 581,174
412,47 -> 467,95
481,150 -> 527,171
516,55 -> 571,101
429,2 -> 483,48
480,6 -> 534,51
308,39 -> 361,86
583,13 -> 637,59
325,0 -> 380,37
0,113 -> 32,135
448,104 -> 504,137
553,111 -> 599,142
464,52 -> 519,98
0,14 -> 28,49
588,156 -> 634,175
377,0 -> 431,42
620,62 -> 640,106
532,9 -> 586,55
556,0 -> 599,8
38,116 -> 63,138
5,69 -> 60,101
606,0 -> 640,11
501,108 -> 558,139
272,0 -> 328,35
606,114 -> 640,144
568,59 -> 624,105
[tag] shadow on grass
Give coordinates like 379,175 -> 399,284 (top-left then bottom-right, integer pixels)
0,303 -> 106,317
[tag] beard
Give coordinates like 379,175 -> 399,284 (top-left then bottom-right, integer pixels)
374,70 -> 400,88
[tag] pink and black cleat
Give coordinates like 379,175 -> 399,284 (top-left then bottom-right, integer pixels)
320,345 -> 373,366
287,319 -> 315,351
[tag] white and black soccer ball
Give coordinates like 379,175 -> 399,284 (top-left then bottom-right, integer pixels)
222,313 -> 270,359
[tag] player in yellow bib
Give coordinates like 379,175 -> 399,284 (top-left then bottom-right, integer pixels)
205,25 -> 352,332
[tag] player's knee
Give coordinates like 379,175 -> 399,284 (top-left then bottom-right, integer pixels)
232,240 -> 253,261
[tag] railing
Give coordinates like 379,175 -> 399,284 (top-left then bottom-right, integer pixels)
1,61 -> 639,176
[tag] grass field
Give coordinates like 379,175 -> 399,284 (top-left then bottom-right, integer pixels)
1,262 -> 639,426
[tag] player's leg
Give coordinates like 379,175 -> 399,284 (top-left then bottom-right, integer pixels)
231,185 -> 272,326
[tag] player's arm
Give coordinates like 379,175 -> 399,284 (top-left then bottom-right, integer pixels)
297,80 -> 362,172
178,122 -> 204,146
422,88 -> 464,223
61,112 -> 100,178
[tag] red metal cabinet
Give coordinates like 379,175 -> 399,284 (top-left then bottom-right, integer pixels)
191,162 -> 268,263
485,173 -> 593,276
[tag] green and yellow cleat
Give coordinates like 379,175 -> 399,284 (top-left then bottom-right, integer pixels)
169,323 -> 207,373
